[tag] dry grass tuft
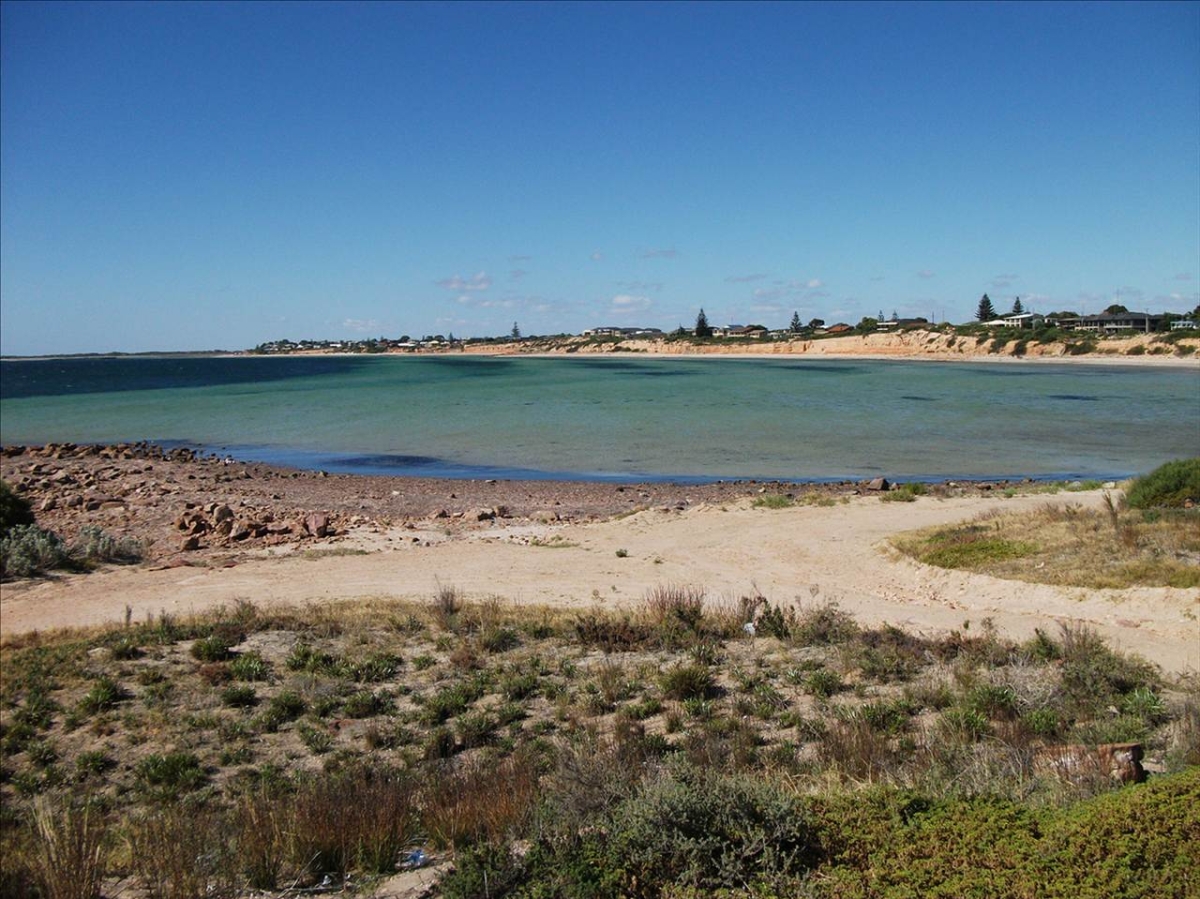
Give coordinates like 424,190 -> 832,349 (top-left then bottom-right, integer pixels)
27,798 -> 108,899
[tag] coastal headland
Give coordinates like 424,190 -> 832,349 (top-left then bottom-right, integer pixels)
3,443 -> 1196,674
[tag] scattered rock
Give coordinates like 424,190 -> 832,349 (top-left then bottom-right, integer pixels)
304,511 -> 331,537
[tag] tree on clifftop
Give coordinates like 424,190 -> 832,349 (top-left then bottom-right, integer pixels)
694,308 -> 713,338
511,322 -> 521,340
1011,297 -> 1024,315
790,311 -> 802,333
976,294 -> 997,321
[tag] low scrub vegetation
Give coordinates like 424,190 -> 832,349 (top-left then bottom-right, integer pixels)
0,483 -> 143,579
1,592 -> 1196,896
893,467 -> 1200,589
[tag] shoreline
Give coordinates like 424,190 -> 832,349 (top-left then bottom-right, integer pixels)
2,444 -> 1196,674
4,328 -> 1198,368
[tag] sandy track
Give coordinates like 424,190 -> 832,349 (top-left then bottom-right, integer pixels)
4,491 -> 1196,673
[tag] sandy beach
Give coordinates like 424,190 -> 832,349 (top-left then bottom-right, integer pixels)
3,445 -> 1196,674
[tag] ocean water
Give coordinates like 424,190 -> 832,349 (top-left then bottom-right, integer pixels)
1,354 -> 1197,482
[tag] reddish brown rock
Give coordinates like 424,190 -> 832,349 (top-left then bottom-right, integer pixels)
304,511 -> 331,538
1034,741 -> 1145,784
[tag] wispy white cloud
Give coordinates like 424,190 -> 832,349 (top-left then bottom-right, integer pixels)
608,294 -> 652,316
916,269 -> 936,279
437,271 -> 492,292
725,273 -> 768,283
616,280 -> 664,292
456,295 -> 515,309
750,302 -> 784,314
640,247 -> 679,259
342,318 -> 381,333
751,278 -> 828,302
590,251 -> 604,261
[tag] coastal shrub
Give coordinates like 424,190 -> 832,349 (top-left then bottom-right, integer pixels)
881,483 -> 927,503
806,668 -> 843,698
1125,458 -> 1200,509
1057,623 -> 1159,714
660,662 -> 716,701
77,677 -> 127,715
0,481 -> 35,537
601,764 -> 817,895
135,752 -> 206,798
1,525 -> 70,578
229,651 -> 271,681
70,525 -> 143,566
190,635 -> 234,663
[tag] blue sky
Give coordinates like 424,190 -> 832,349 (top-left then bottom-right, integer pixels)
2,0 -> 1197,354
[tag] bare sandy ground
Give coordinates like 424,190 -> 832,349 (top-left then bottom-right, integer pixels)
4,490 -> 1197,674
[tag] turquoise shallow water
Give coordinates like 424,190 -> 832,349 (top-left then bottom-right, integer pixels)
1,355 -> 1197,482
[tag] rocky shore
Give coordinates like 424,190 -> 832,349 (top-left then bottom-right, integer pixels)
1,442 -> 1030,567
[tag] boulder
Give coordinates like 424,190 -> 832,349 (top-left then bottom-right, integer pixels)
867,477 -> 890,492
1033,741 -> 1145,784
304,511 -> 331,538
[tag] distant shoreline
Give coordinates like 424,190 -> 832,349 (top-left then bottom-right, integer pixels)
5,328 -> 1197,368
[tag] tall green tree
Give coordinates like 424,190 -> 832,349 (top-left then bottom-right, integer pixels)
511,322 -> 521,340
694,308 -> 713,338
789,311 -> 802,333
976,294 -> 997,321
1011,297 -> 1024,315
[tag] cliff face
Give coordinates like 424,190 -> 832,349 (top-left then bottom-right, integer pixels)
465,329 -> 1199,362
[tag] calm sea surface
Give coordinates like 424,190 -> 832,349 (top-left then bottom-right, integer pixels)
1,355 -> 1197,482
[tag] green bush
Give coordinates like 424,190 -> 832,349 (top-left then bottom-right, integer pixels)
71,525 -> 143,565
1125,458 -> 1200,509
660,663 -> 715,701
135,752 -> 206,797
603,765 -> 818,895
229,651 -> 271,681
1,525 -> 70,577
0,480 -> 35,537
190,635 -> 234,663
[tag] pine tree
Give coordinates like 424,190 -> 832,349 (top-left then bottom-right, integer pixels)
695,308 -> 713,338
511,322 -> 521,340
790,311 -> 802,333
977,294 -> 997,321
1011,297 -> 1024,315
